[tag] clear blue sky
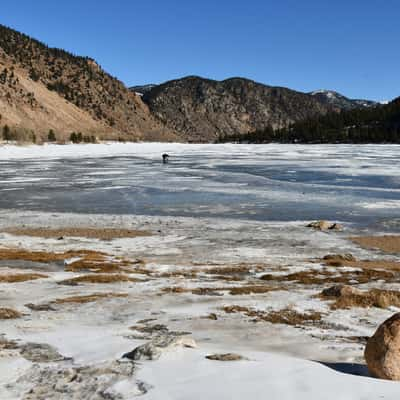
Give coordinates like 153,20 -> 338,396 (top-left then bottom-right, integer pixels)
2,0 -> 399,101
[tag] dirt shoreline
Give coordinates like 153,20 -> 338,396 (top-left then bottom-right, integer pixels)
3,227 -> 151,240
351,235 -> 400,254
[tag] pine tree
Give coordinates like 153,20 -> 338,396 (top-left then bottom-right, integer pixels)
47,129 -> 56,142
2,125 -> 11,141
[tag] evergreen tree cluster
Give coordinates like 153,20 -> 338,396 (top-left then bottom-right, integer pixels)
2,125 -> 36,143
217,97 -> 400,144
69,132 -> 96,144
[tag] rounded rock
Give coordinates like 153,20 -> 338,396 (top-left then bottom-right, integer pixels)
365,313 -> 400,380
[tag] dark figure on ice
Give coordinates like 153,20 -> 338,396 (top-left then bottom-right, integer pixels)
162,153 -> 169,164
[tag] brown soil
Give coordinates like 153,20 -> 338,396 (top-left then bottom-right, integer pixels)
0,273 -> 48,283
59,274 -> 142,285
54,293 -> 128,304
319,286 -> 400,310
4,227 -> 151,240
0,308 -> 22,319
350,236 -> 400,254
221,305 -> 322,326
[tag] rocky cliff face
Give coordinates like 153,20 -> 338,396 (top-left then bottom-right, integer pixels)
141,76 -> 336,142
0,25 -> 178,141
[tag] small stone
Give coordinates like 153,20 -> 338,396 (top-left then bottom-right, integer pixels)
206,353 -> 245,361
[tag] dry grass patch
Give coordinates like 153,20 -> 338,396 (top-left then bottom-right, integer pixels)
204,265 -> 255,275
65,253 -> 146,274
157,270 -> 198,279
0,273 -> 48,283
59,274 -> 143,285
66,259 -> 128,274
162,286 -> 190,294
321,254 -> 400,272
350,235 -> 400,254
319,285 -> 400,310
260,309 -> 322,325
162,284 -> 276,296
228,285 -> 275,295
54,292 -> 128,304
192,285 -> 275,296
260,267 -> 395,286
221,305 -> 322,326
206,353 -> 245,361
0,308 -> 22,319
0,248 -> 108,264
0,336 -> 18,350
3,227 -> 151,240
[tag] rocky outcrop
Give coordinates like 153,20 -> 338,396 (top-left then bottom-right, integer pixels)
365,313 -> 400,380
11,360 -> 144,399
123,335 -> 197,361
20,342 -> 67,363
141,76 -> 335,142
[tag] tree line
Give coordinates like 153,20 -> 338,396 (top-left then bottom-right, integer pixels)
1,125 -> 97,144
217,97 -> 400,144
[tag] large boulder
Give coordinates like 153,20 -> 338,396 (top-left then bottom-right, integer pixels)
365,313 -> 400,380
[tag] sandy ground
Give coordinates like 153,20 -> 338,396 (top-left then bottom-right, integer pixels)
351,235 -> 400,254
0,210 -> 400,398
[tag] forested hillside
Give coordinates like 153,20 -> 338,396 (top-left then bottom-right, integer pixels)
218,97 -> 400,143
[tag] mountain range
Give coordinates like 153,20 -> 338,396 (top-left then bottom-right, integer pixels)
0,24 -> 382,143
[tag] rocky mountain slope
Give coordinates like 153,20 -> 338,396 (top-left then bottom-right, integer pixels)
309,90 -> 376,110
0,25 -> 178,141
0,24 -> 378,143
139,76 -> 344,142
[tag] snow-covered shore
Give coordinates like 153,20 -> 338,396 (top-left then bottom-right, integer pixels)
0,209 -> 399,398
1,143 -> 400,398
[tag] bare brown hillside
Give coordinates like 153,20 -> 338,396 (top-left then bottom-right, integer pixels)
0,25 -> 178,142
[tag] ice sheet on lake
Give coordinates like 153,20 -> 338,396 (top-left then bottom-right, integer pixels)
0,143 -> 400,226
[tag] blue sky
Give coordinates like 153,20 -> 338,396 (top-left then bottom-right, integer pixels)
2,0 -> 398,101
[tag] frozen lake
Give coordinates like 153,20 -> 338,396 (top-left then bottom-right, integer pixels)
1,143 -> 400,228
